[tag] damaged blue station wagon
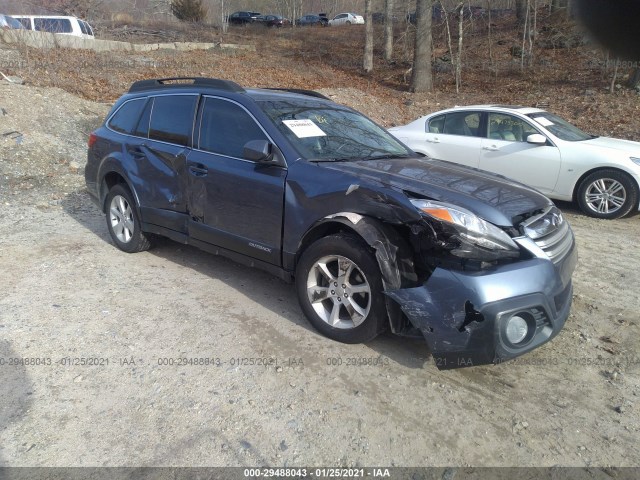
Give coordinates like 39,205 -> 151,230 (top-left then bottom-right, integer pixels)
85,77 -> 577,369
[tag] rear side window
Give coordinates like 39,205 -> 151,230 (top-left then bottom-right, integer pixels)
428,115 -> 445,133
149,95 -> 197,146
34,18 -> 73,33
16,18 -> 32,29
443,112 -> 481,137
199,98 -> 268,159
108,99 -> 146,135
133,99 -> 153,138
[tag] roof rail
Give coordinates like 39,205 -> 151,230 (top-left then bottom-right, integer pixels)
129,77 -> 245,93
266,88 -> 332,101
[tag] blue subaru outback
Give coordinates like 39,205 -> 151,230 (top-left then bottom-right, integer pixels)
86,77 -> 577,369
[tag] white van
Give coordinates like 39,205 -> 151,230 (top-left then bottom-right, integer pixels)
11,15 -> 95,39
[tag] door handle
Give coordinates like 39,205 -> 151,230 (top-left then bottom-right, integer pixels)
483,145 -> 499,151
427,137 -> 440,144
189,164 -> 208,176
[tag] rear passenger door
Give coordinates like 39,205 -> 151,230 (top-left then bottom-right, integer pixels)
425,111 -> 483,168
132,94 -> 198,233
186,96 -> 287,266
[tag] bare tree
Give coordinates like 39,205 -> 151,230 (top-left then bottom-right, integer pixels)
171,0 -> 207,22
383,0 -> 394,61
410,0 -> 433,93
363,0 -> 373,72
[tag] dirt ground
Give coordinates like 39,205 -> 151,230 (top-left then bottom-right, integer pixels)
1,61 -> 639,468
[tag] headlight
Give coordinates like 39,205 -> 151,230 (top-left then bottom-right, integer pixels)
410,198 -> 520,260
631,157 -> 640,167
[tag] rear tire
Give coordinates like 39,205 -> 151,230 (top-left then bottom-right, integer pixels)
295,234 -> 387,343
576,169 -> 638,219
105,184 -> 152,253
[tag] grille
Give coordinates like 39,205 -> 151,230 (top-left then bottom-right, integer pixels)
521,207 -> 574,264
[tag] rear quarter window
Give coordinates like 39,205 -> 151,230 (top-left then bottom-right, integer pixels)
108,99 -> 146,135
149,95 -> 198,146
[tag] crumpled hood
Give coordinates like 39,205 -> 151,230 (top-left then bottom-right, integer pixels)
322,157 -> 552,227
580,136 -> 640,157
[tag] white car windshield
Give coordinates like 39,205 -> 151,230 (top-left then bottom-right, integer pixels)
528,112 -> 592,142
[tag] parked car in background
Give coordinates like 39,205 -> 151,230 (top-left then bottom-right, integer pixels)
0,14 -> 24,29
389,105 -> 640,219
328,13 -> 364,26
255,14 -> 290,27
228,11 -> 261,25
85,77 -> 576,370
296,14 -> 328,26
11,15 -> 94,38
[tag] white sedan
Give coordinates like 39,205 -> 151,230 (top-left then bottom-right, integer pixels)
328,13 -> 365,26
388,105 -> 640,219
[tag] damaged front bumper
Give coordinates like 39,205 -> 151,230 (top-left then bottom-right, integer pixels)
386,240 -> 577,370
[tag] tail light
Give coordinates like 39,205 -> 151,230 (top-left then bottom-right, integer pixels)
88,132 -> 98,148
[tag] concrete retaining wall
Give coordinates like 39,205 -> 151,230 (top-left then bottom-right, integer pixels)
0,29 -> 254,53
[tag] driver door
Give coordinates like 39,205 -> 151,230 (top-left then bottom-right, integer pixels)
187,97 -> 287,265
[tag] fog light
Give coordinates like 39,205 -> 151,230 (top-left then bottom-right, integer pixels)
506,315 -> 529,344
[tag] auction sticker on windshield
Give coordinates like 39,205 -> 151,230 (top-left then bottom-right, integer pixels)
283,119 -> 327,138
533,117 -> 554,127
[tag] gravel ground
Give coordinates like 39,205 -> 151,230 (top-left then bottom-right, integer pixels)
0,78 -> 639,468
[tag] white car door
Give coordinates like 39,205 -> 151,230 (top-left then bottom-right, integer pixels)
479,113 -> 562,194
331,14 -> 346,25
424,111 -> 482,168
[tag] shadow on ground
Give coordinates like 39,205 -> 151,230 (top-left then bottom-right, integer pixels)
61,190 -> 438,370
0,339 -> 34,467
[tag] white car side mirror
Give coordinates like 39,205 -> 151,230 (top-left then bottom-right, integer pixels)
527,134 -> 547,145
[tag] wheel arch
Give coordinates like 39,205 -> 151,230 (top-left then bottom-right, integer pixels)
296,213 -> 420,334
99,168 -> 140,214
571,166 -> 640,202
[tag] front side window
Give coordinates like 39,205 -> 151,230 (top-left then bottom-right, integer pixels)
149,95 -> 197,146
442,112 -> 481,136
34,18 -> 72,33
259,99 -> 412,161
199,98 -> 268,159
108,99 -> 146,135
527,112 -> 591,141
79,20 -> 89,35
488,113 -> 540,142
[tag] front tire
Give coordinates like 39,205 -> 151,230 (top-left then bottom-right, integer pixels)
577,169 -> 638,219
105,184 -> 152,253
295,234 -> 387,343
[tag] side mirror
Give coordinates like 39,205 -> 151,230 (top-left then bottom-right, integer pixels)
243,140 -> 274,163
527,134 -> 547,145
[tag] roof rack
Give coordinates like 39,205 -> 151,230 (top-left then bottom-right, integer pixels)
129,77 -> 245,93
266,88 -> 332,101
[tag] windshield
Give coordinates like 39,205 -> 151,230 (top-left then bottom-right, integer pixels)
259,99 -> 412,161
527,112 -> 592,141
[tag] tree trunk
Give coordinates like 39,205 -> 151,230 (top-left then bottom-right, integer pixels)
383,0 -> 394,61
515,0 -> 526,25
628,67 -> 640,89
363,0 -> 374,72
410,0 -> 433,92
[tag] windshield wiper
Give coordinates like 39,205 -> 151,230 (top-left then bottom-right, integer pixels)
308,158 -> 352,163
361,153 -> 413,161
